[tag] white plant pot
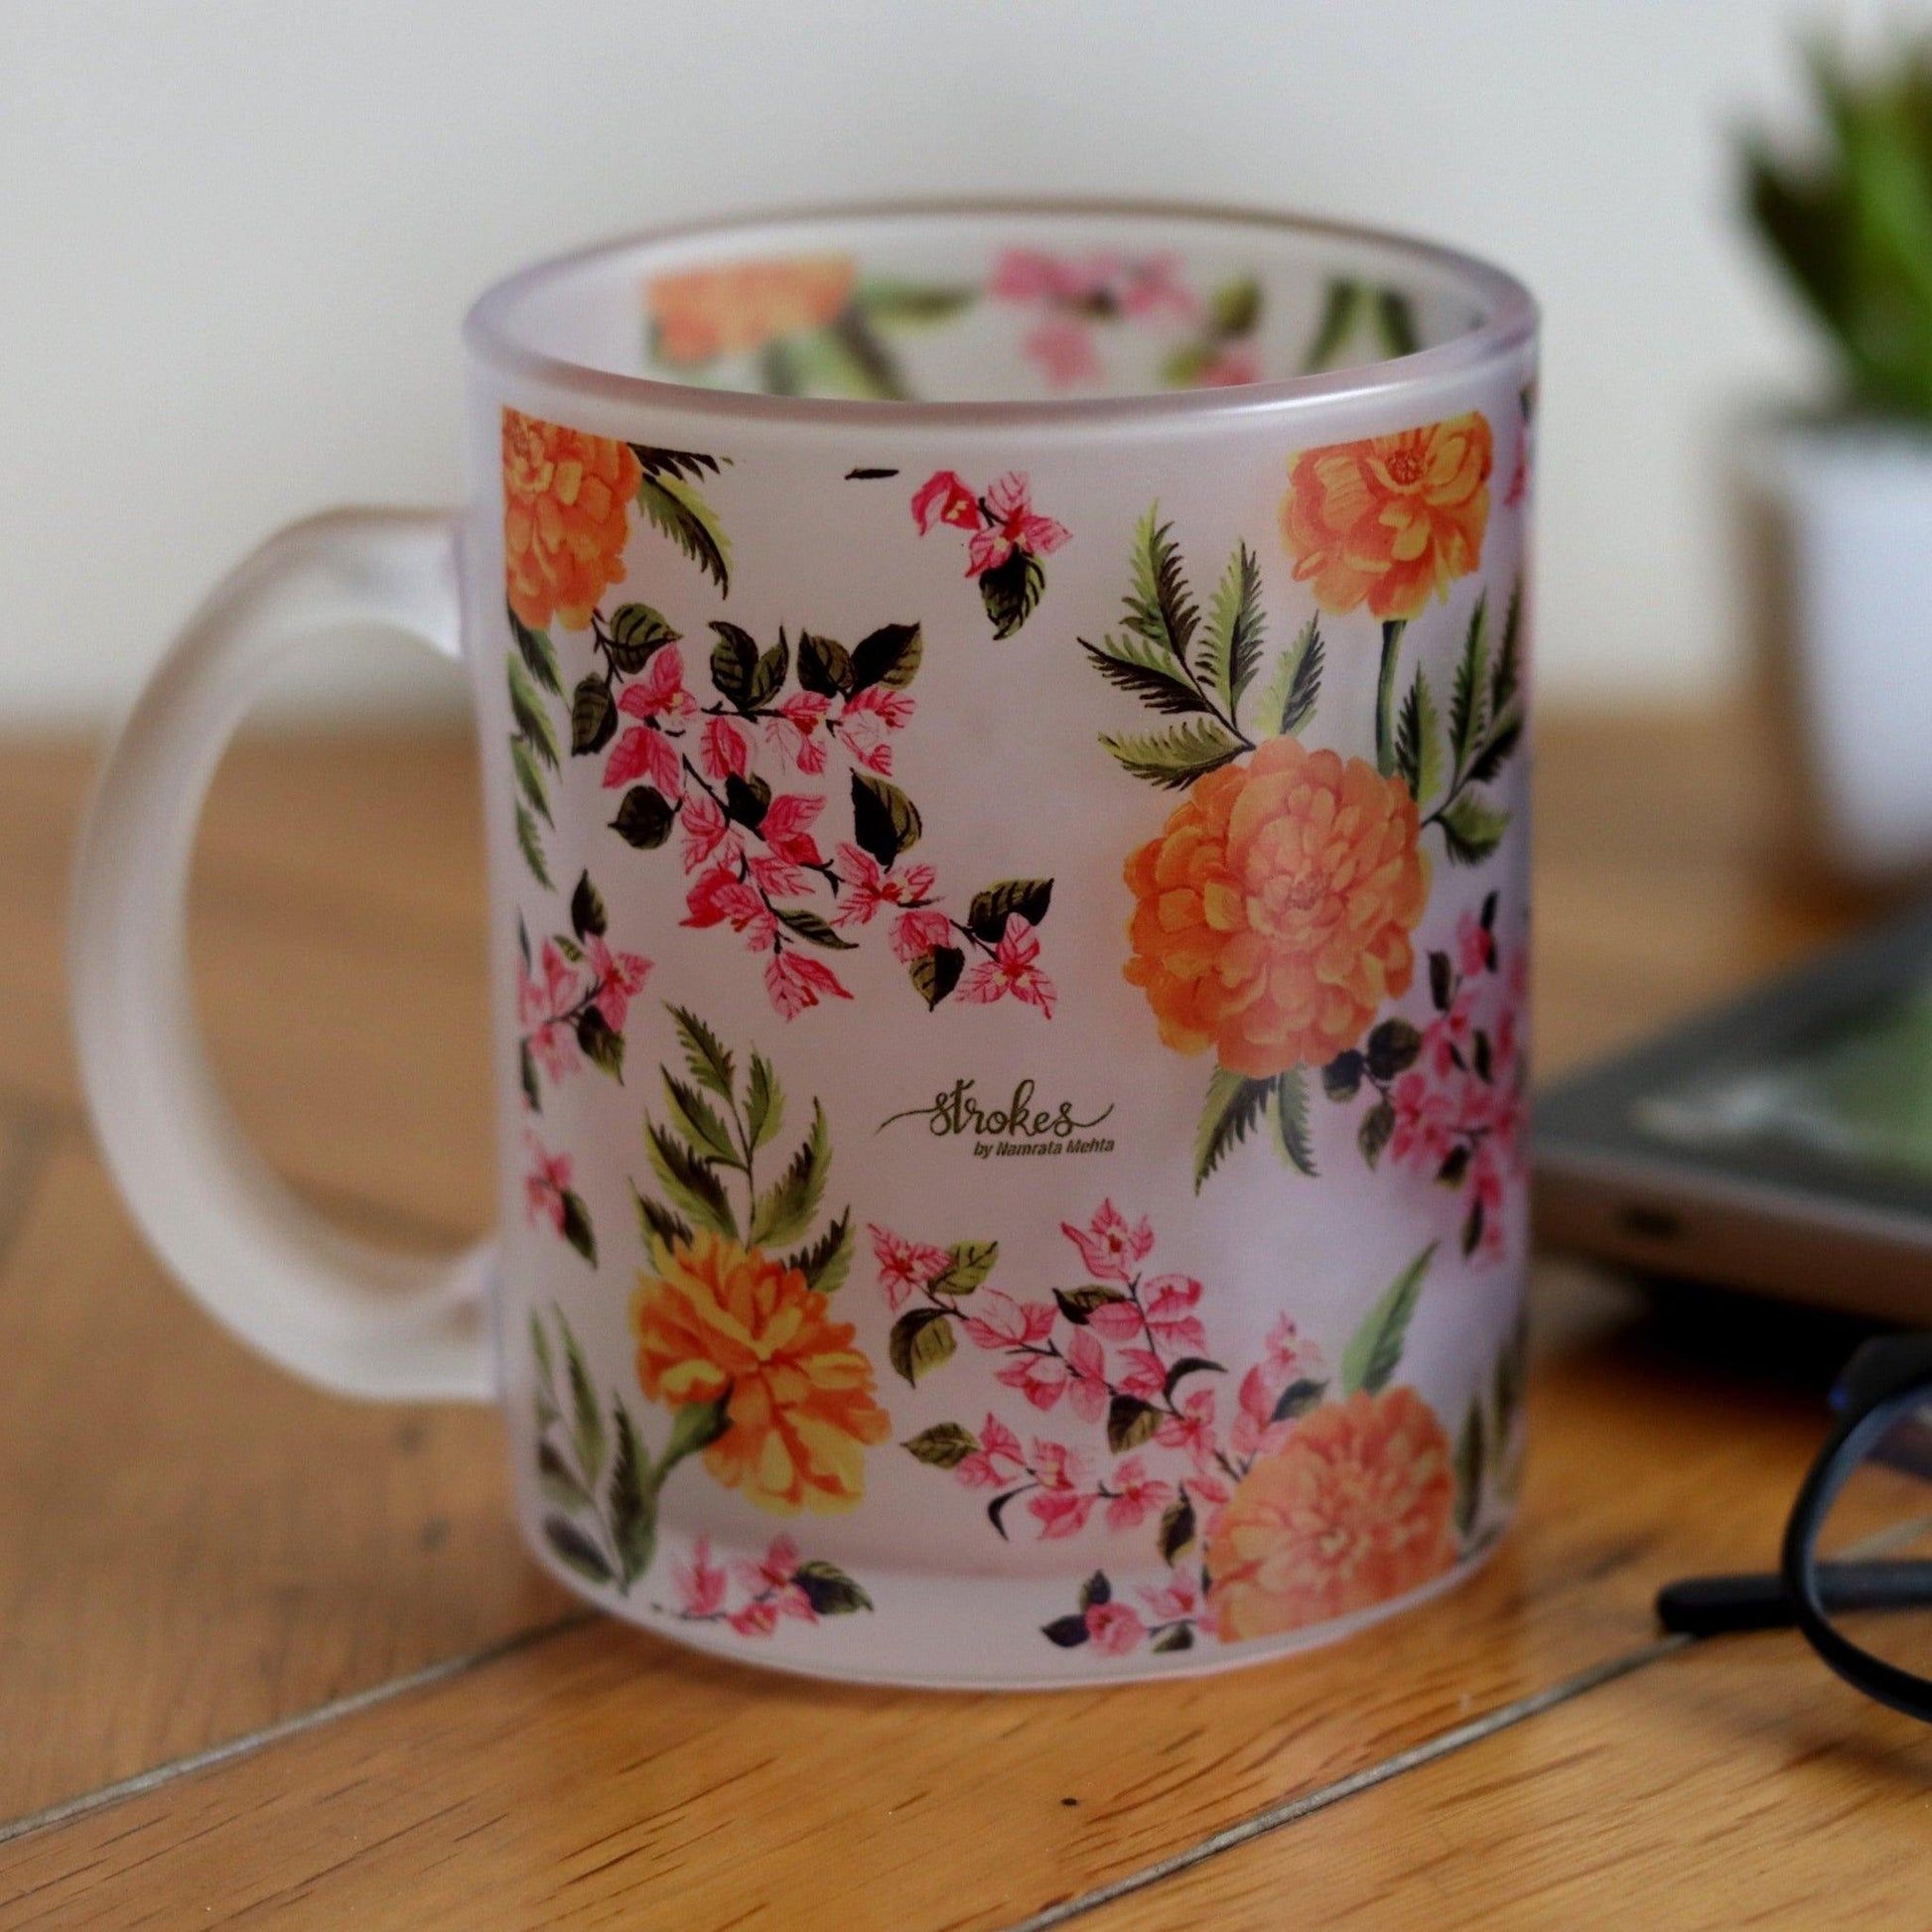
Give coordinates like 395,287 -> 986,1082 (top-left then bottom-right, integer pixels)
1739,418 -> 1932,881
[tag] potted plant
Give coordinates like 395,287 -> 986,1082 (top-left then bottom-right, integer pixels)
1740,39 -> 1932,880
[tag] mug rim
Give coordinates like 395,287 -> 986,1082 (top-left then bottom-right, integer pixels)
463,195 -> 1538,430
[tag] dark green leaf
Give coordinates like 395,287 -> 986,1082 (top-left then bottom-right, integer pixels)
850,769 -> 922,866
1200,541 -> 1264,716
901,1421 -> 980,1469
507,657 -> 560,769
1396,666 -> 1445,806
1376,287 -> 1420,357
747,637 -> 789,709
746,1051 -> 782,1150
609,1405 -> 655,1587
1339,1244 -> 1436,1397
1461,1196 -> 1487,1259
787,1209 -> 854,1297
929,1239 -> 998,1298
1473,1030 -> 1494,1083
1123,508 -> 1199,666
889,1306 -> 957,1386
1358,1098 -> 1397,1169
1101,717 -> 1246,789
1041,1613 -> 1091,1647
511,736 -> 553,823
514,803 -> 551,888
1430,950 -> 1454,1012
509,605 -> 562,694
987,1487 -> 1026,1539
909,945 -> 965,1010
979,547 -> 1045,639
747,1100 -> 829,1248
1438,1143 -> 1471,1187
604,603 -> 680,673
1107,1394 -> 1163,1452
576,1008 -> 624,1079
1271,1376 -> 1328,1424
644,1121 -> 737,1240
1454,1399 -> 1485,1539
663,1389 -> 735,1465
1159,1491 -> 1197,1565
571,675 -> 618,756
1466,713 -> 1523,786
1211,275 -> 1263,338
854,279 -> 975,325
543,1515 -> 614,1586
1263,616 -> 1323,737
723,770 -> 770,830
570,871 -> 608,941
966,879 -> 1053,944
796,631 -> 854,698
1053,1284 -> 1130,1325
793,1560 -> 873,1615
1366,1020 -> 1424,1082
1449,596 -> 1491,775
1078,1570 -> 1111,1609
611,785 -> 675,848
1079,630 -> 1210,716
1274,1066 -> 1316,1177
667,1005 -> 735,1100
560,1190 -> 597,1265
519,1038 -> 541,1112
631,444 -> 722,483
517,915 -> 532,974
708,621 -> 759,707
560,1314 -> 606,1483
662,1072 -> 738,1165
774,904 -> 858,950
1152,1624 -> 1195,1653
1437,793 -> 1510,866
1321,1050 -> 1364,1102
850,621 -> 923,691
633,1185 -> 693,1259
537,1440 -> 593,1513
1164,1356 -> 1224,1398
1491,580 -> 1523,719
637,471 -> 731,593
551,933 -> 584,965
1194,1068 -> 1274,1190
1303,277 -> 1362,371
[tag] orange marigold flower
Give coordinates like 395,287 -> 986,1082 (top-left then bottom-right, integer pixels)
648,255 -> 857,365
631,1230 -> 890,1516
501,408 -> 639,632
1122,736 -> 1428,1078
1206,1385 -> 1457,1642
1280,412 -> 1492,621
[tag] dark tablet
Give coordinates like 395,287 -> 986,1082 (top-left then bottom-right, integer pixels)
1535,902 -> 1932,1322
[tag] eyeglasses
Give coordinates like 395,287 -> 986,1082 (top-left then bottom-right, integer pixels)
1657,1333 -> 1932,1724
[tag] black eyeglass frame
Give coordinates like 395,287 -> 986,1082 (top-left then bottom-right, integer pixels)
1657,1334 -> 1932,1725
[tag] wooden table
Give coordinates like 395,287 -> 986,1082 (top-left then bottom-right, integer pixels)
1,709 -> 1926,1929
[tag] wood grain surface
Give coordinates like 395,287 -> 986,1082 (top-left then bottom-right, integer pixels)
0,709 -> 1912,1930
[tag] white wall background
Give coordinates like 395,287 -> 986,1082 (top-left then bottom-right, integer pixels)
1,0 -> 1917,722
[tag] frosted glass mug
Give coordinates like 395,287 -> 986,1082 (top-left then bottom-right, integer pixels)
71,203 -> 1538,1685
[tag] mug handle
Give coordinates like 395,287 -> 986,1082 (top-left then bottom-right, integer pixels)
69,508 -> 496,1402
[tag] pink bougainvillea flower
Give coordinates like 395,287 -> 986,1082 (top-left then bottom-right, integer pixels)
1062,1326 -> 1109,1426
1084,1599 -> 1147,1655
759,792 -> 827,868
1142,1274 -> 1208,1354
868,1223 -> 949,1311
521,1135 -> 572,1232
958,915 -> 1055,1018
699,714 -> 751,783
673,1535 -> 728,1619
965,473 -> 1071,577
683,867 -> 776,951
988,247 -> 1081,304
730,1537 -> 815,1622
910,470 -> 984,534
765,692 -> 832,774
1024,316 -> 1101,389
1028,1439 -> 1096,1539
517,941 -> 584,1082
729,1598 -> 781,1637
1138,1571 -> 1201,1624
842,685 -> 915,731
961,1288 -> 1056,1352
603,721 -> 683,797
1084,1297 -> 1147,1345
763,949 -> 852,1020
1119,254 -> 1198,322
1156,1386 -> 1218,1469
586,935 -> 650,1032
996,1352 -> 1069,1412
1061,1199 -> 1156,1285
1390,1071 -> 1456,1170
890,904 -> 954,964
678,789 -> 741,875
955,1410 -> 1027,1489
617,645 -> 697,726
1264,1314 -> 1320,1385
1456,908 -> 1497,979
1104,1455 -> 1175,1532
831,843 -> 938,930
1118,1347 -> 1167,1401
747,852 -> 811,900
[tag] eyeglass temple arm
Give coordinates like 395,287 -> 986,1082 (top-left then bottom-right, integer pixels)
1658,1559 -> 1932,1637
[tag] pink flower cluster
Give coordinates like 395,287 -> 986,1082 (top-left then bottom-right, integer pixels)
521,1132 -> 574,1234
671,1534 -> 817,1638
989,248 -> 1199,388
911,471 -> 1070,579
516,934 -> 651,1084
